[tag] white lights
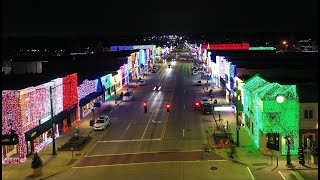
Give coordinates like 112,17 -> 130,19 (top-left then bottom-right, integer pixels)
276,95 -> 285,103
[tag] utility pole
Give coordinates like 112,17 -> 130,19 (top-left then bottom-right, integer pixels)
50,86 -> 57,155
236,81 -> 240,147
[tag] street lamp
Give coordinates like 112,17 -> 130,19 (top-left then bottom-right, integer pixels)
235,81 -> 240,147
282,41 -> 287,51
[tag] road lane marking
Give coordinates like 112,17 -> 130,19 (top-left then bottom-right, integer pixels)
291,170 -> 304,180
160,113 -> 169,139
97,138 -> 161,143
184,89 -> 186,94
125,122 -> 132,131
72,159 -> 228,169
84,150 -> 204,157
141,95 -> 161,139
247,166 -> 255,180
184,104 -> 186,110
278,171 -> 286,180
183,129 -> 185,137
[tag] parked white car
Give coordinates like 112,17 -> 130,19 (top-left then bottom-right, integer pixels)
122,90 -> 134,101
93,116 -> 110,131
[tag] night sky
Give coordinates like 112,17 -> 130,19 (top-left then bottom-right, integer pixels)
2,0 -> 318,37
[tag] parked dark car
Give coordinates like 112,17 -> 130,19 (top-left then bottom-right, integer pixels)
201,103 -> 213,114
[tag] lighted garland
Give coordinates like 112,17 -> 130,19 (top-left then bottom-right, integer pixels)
78,79 -> 98,100
51,78 -> 64,116
243,75 -> 299,155
63,73 -> 79,122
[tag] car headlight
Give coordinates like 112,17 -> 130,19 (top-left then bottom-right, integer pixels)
153,87 -> 156,90
158,86 -> 161,90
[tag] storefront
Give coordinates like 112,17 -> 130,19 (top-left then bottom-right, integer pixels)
24,119 -> 53,156
2,133 -> 20,159
79,91 -> 104,118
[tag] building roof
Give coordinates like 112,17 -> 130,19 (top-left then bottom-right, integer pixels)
3,52 -> 132,90
254,83 -> 298,101
2,73 -> 62,90
42,53 -> 128,74
242,74 -> 268,92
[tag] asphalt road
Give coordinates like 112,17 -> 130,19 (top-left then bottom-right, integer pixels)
46,58 -> 312,180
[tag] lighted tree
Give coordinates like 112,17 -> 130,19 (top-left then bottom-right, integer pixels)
31,153 -> 43,169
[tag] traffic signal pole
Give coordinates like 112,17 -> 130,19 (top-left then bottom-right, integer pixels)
50,86 -> 57,155
236,81 -> 240,147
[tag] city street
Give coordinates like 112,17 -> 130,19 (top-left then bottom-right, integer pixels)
43,59 -> 315,180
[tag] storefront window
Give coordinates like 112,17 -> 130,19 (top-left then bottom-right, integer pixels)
97,95 -> 103,102
35,134 -> 44,146
83,100 -> 95,117
6,145 -> 19,158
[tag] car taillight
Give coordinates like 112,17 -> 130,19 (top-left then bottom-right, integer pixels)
195,102 -> 199,106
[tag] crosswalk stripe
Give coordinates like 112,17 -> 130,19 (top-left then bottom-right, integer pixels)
291,170 -> 304,180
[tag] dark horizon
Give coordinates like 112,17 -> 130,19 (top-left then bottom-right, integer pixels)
2,0 -> 318,38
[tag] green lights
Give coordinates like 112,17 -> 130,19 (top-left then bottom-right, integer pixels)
249,47 -> 276,50
242,74 -> 299,155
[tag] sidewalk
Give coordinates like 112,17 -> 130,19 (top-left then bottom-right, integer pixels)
206,81 -> 318,173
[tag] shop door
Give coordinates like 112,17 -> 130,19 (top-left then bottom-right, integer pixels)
70,109 -> 76,123
26,141 -> 34,157
67,116 -> 71,127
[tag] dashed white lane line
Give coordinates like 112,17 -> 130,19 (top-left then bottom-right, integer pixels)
291,170 -> 304,180
278,171 -> 286,180
247,166 -> 255,180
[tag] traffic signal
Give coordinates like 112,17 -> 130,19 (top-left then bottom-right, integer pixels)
166,103 -> 170,112
143,101 -> 147,113
298,147 -> 305,166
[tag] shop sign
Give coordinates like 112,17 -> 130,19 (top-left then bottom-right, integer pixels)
31,131 -> 38,138
40,115 -> 51,124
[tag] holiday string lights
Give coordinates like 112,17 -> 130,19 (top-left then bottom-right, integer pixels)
3,69 -> 134,164
242,75 -> 299,155
63,73 -> 79,122
78,79 -> 98,100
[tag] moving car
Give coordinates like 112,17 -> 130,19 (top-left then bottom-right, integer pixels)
138,80 -> 147,86
151,69 -> 157,73
122,90 -> 134,101
167,64 -> 172,68
153,84 -> 161,91
93,116 -> 110,130
201,103 -> 213,114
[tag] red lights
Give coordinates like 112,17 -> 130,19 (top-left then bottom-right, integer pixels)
143,101 -> 147,107
166,104 -> 170,108
195,102 -> 200,106
202,43 -> 250,51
